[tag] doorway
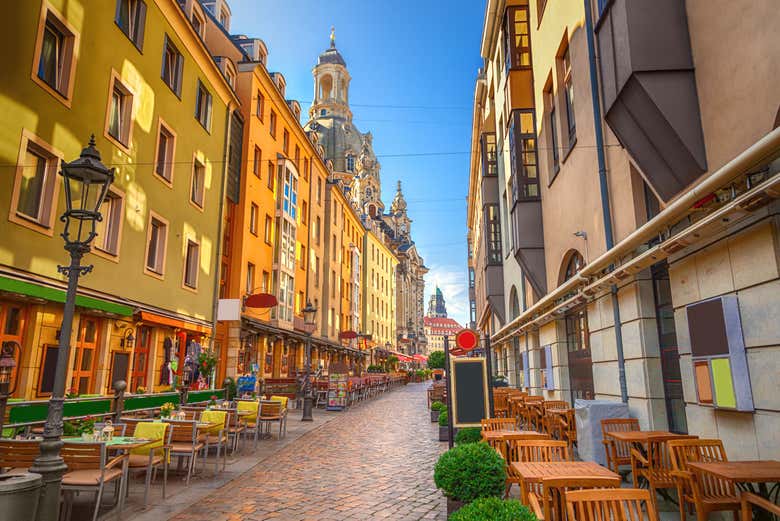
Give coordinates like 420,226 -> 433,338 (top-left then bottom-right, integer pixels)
565,308 -> 594,402
71,316 -> 100,395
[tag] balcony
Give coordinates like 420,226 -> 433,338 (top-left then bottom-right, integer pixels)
595,0 -> 707,201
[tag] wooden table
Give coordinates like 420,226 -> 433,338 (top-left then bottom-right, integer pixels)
481,430 -> 544,442
605,430 -> 693,443
511,461 -> 619,504
688,460 -> 780,501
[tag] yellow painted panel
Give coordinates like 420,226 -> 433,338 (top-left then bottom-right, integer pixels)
711,358 -> 737,408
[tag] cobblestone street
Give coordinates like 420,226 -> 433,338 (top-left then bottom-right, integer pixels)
171,383 -> 446,521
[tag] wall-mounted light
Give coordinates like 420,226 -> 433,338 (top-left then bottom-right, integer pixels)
120,329 -> 135,349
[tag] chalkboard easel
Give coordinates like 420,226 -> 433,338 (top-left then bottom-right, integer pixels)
450,357 -> 489,428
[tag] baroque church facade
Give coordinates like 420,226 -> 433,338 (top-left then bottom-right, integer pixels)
304,31 -> 429,354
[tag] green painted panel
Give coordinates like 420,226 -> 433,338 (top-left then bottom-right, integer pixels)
124,393 -> 180,411
0,276 -> 133,316
186,389 -> 224,404
712,358 -> 737,408
9,399 -> 112,424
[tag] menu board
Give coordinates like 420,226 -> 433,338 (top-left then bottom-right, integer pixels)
326,373 -> 348,411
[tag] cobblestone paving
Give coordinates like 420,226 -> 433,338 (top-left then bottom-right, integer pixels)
171,382 -> 447,521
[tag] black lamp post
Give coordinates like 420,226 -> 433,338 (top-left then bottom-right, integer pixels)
0,340 -> 20,435
301,301 -> 317,422
30,136 -> 114,521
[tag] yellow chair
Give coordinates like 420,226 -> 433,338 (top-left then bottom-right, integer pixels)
269,395 -> 289,410
200,410 -> 228,473
236,400 -> 261,449
128,422 -> 171,507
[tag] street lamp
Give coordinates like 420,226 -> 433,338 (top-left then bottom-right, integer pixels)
30,136 -> 114,521
0,341 -> 20,434
301,301 -> 317,422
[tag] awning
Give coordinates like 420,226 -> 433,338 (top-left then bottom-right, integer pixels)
0,275 -> 133,316
138,311 -> 211,334
412,354 -> 428,362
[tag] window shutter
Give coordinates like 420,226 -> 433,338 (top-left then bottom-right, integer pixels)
206,92 -> 212,130
175,53 -> 183,96
522,351 -> 529,389
136,1 -> 147,50
544,345 -> 554,390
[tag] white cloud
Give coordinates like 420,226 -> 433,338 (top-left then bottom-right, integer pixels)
424,264 -> 469,326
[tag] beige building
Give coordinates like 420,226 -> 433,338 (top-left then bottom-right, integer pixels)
424,316 -> 463,353
362,230 -> 398,350
468,0 -> 780,461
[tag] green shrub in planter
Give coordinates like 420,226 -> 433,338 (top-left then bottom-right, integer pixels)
455,427 -> 482,445
438,408 -> 449,427
433,442 -> 506,503
431,401 -> 445,411
449,497 -> 536,521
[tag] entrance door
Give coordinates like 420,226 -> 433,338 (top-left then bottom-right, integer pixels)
0,302 -> 26,394
652,263 -> 688,433
71,317 -> 100,395
130,326 -> 152,392
566,309 -> 594,402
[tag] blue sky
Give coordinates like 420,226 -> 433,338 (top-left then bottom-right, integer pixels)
228,1 -> 485,325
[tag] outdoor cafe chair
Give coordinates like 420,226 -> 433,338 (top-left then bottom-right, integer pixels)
517,439 -> 571,463
236,400 -> 262,449
481,418 -> 517,432
165,420 -> 205,485
493,390 -> 509,418
503,433 -> 553,497
565,487 -> 659,521
223,407 -> 246,452
668,438 -> 739,521
0,438 -> 40,474
741,492 -> 780,521
630,435 -> 697,510
126,421 -> 172,507
259,400 -> 286,439
200,410 -> 229,473
601,418 -> 640,473
529,476 -> 621,521
61,441 -> 127,521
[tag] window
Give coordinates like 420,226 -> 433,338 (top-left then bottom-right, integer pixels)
504,6 -> 531,70
264,215 -> 272,244
261,271 -> 270,292
509,109 -> 540,200
269,110 -> 277,138
346,153 -> 356,173
317,176 -> 323,204
253,146 -> 261,178
469,267 -> 475,289
195,80 -> 212,130
145,214 -> 168,275
562,46 -> 576,143
256,90 -> 264,120
486,204 -> 502,264
282,129 -> 289,155
547,86 -> 560,176
107,75 -> 133,147
249,203 -> 258,235
315,216 -> 321,244
301,201 -> 308,225
537,0 -> 548,24
282,167 -> 298,220
94,189 -> 123,256
154,120 -> 175,183
314,256 -> 320,286
299,245 -> 306,270
115,0 -> 146,49
35,7 -> 78,100
190,158 -> 205,208
294,146 -> 301,170
191,9 -> 205,39
246,263 -> 255,294
480,133 -> 497,176
278,272 -> 294,322
161,35 -> 183,95
11,133 -> 60,230
267,161 -> 275,190
183,240 -> 199,289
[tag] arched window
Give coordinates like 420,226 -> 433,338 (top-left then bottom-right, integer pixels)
562,250 -> 585,282
319,74 -> 333,100
509,286 -> 520,320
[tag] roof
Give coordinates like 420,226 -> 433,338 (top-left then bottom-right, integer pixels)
424,316 -> 464,333
318,47 -> 346,66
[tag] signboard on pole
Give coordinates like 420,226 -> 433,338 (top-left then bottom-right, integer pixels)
454,329 -> 479,351
450,357 -> 489,428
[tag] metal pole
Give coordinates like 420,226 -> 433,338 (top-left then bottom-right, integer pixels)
484,334 -> 495,417
30,244 -> 88,521
301,335 -> 313,421
443,336 -> 454,449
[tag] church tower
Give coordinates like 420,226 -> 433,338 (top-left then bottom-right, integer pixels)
310,27 -> 352,122
391,181 -> 411,242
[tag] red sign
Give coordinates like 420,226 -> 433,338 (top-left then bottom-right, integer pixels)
454,329 -> 479,351
339,330 -> 358,340
244,293 -> 278,309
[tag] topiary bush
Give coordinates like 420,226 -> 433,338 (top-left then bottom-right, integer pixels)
449,497 -> 537,521
438,408 -> 449,427
455,427 -> 482,445
434,442 -> 506,503
431,401 -> 445,411
427,350 -> 445,369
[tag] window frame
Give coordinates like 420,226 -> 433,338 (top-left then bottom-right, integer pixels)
245,262 -> 255,294
8,129 -> 63,236
509,109 -> 540,202
189,155 -> 206,210
264,214 -> 273,245
104,70 -> 135,153
182,238 -> 200,291
153,117 -> 176,186
249,202 -> 259,235
269,110 -> 277,138
561,45 -> 577,145
114,0 -> 146,50
253,145 -> 262,178
194,80 -> 213,132
504,5 -> 532,71
92,185 -> 125,261
256,90 -> 264,121
480,133 -> 498,177
32,2 -> 79,106
143,211 -> 169,279
190,5 -> 205,40
485,204 -> 502,265
161,34 -> 184,97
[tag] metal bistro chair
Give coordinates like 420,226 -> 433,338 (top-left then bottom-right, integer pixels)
565,487 -> 659,521
61,441 -> 127,521
126,421 -> 172,507
601,418 -> 640,474
166,420 -> 205,485
200,409 -> 229,473
529,476 -> 621,521
259,400 -> 286,439
236,400 -> 262,449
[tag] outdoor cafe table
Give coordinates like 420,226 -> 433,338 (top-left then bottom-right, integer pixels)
605,430 -> 691,444
687,460 -> 780,500
511,461 -> 620,504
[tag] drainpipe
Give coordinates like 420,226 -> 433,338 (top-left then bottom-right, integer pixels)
583,0 -> 629,403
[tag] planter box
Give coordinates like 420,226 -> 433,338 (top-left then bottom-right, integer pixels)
430,410 -> 440,423
447,498 -> 465,516
439,425 -> 449,442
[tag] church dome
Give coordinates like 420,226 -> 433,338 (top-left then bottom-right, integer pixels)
318,47 -> 346,66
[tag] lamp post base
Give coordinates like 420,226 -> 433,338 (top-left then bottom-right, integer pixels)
301,394 -> 314,422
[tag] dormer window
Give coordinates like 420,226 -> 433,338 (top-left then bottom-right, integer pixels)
346,153 -> 356,173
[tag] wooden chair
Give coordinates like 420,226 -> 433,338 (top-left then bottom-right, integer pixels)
741,492 -> 780,521
565,488 -> 659,521
166,420 -> 205,485
224,408 -> 246,452
601,418 -> 640,473
61,442 -> 127,521
493,390 -> 509,418
522,396 -> 544,430
517,439 -> 570,462
481,418 -> 517,432
126,421 -> 172,507
631,435 -> 696,510
529,476 -> 621,521
668,438 -> 739,521
541,401 -> 569,434
0,438 -> 40,474
549,409 -> 577,450
259,400 -> 286,439
503,433 -> 553,497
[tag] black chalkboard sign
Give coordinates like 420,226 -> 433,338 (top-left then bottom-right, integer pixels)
110,352 -> 130,390
451,358 -> 489,427
38,344 -> 59,395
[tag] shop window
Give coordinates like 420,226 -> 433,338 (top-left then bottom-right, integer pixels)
161,35 -> 183,96
34,6 -> 78,101
10,132 -> 61,233
106,74 -> 133,149
190,158 -> 205,208
115,0 -> 146,49
183,239 -> 199,289
154,120 -> 175,184
145,213 -> 168,276
93,188 -> 124,257
195,80 -> 212,131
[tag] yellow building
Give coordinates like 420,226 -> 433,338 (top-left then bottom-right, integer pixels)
362,230 -> 398,352
0,0 -> 237,398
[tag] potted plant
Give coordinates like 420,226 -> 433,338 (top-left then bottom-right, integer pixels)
198,349 -> 218,386
438,408 -> 449,441
431,401 -> 445,423
449,497 -> 536,521
135,385 -> 146,394
77,416 -> 96,441
160,402 -> 175,418
454,427 -> 482,445
434,442 -> 507,516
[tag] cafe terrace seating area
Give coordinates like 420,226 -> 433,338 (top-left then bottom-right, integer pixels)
444,386 -> 780,521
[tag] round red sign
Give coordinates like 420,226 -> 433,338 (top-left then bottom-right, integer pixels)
454,329 -> 479,351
